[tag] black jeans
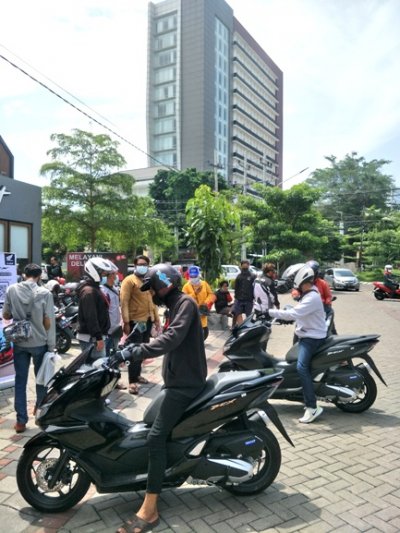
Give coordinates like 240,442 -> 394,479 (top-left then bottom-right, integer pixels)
127,319 -> 152,383
146,386 -> 203,493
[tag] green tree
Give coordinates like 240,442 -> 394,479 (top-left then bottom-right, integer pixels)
110,195 -> 174,261
186,185 -> 240,282
239,183 -> 342,270
41,129 -> 133,252
307,153 -> 394,231
149,168 -> 228,255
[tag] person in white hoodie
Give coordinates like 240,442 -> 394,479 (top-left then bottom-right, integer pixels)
2,263 -> 55,433
268,264 -> 327,424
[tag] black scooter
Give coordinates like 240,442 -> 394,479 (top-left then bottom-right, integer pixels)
219,313 -> 386,413
17,345 -> 293,513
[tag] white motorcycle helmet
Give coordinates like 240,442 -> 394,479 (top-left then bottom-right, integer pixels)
84,257 -> 117,283
385,264 -> 393,271
293,265 -> 315,290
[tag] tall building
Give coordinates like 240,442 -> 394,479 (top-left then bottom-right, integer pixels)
146,0 -> 283,193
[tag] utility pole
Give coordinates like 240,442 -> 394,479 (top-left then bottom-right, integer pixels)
209,150 -> 224,192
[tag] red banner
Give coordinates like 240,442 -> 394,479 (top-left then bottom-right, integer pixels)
67,252 -> 128,281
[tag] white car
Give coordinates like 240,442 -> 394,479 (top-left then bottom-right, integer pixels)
324,268 -> 360,291
221,265 -> 241,281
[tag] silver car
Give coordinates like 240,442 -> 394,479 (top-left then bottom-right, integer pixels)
324,268 -> 360,291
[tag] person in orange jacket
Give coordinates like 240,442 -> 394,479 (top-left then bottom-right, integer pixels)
182,266 -> 215,340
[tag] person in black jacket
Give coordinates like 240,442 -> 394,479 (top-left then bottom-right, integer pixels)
232,260 -> 256,327
115,264 -> 207,533
214,280 -> 233,315
76,258 -> 115,359
46,256 -> 64,280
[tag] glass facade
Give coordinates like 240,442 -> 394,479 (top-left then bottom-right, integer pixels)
150,9 -> 179,168
214,17 -> 229,180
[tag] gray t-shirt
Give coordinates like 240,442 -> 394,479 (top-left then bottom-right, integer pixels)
3,281 -> 56,350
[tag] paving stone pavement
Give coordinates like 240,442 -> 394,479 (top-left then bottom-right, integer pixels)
0,285 -> 399,532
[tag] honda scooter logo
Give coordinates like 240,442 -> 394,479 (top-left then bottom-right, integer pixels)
0,185 -> 11,205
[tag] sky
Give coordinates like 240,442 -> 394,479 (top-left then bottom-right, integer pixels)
1,0 -> 400,190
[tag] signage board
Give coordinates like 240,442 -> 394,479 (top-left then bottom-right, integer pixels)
67,252 -> 128,281
0,253 -> 17,305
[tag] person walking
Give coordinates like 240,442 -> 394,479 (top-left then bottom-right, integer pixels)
120,255 -> 160,395
76,258 -> 115,360
182,266 -> 215,340
232,260 -> 256,327
253,262 -> 280,314
2,263 -> 56,433
114,263 -> 207,533
268,264 -> 327,424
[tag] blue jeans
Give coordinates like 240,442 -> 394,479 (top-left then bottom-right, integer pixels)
297,337 -> 326,409
13,344 -> 48,424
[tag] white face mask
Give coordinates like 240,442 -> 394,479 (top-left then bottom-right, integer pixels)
190,277 -> 200,285
136,265 -> 148,276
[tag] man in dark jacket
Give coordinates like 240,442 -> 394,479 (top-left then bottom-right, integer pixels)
115,263 -> 207,533
253,262 -> 280,313
232,259 -> 256,326
76,258 -> 115,359
46,256 -> 64,280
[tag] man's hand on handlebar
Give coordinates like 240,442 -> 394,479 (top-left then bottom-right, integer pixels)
110,344 -> 143,366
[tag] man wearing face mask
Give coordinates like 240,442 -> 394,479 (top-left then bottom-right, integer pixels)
120,255 -> 160,395
232,259 -> 256,327
182,266 -> 215,340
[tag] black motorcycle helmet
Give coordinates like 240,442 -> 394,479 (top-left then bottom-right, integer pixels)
307,260 -> 320,280
140,264 -> 182,302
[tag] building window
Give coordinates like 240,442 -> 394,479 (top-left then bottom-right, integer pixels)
214,17 -> 229,180
0,220 -> 32,267
0,221 -> 5,252
155,67 -> 176,84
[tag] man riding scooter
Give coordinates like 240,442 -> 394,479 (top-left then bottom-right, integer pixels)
383,265 -> 399,297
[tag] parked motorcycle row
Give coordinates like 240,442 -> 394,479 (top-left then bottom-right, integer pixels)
14,275 -> 388,515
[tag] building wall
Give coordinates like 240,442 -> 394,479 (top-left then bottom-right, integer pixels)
231,18 -> 283,191
147,0 -> 283,194
0,176 -> 42,267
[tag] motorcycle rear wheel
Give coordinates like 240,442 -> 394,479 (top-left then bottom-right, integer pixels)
56,328 -> 72,354
333,368 -> 377,413
223,423 -> 281,495
17,443 -> 91,512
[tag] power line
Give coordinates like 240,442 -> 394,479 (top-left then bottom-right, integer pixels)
0,48 -> 177,172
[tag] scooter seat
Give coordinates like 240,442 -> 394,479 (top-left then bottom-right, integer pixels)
143,370 -> 261,425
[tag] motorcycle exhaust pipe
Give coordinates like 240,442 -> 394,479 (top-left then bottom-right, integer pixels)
318,383 -> 357,402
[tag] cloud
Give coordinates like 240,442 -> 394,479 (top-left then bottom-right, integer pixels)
1,0 -> 399,187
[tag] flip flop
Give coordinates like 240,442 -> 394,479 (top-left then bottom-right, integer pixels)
116,514 -> 160,533
129,384 -> 139,395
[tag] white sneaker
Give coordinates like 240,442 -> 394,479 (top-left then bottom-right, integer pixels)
299,406 -> 323,424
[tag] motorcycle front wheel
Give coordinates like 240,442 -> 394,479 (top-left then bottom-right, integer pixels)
56,328 -> 72,354
17,443 -> 91,512
223,423 -> 281,495
333,367 -> 377,413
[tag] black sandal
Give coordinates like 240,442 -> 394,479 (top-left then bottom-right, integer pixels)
116,514 -> 160,533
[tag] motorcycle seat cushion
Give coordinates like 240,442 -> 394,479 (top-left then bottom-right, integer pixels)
143,370 -> 261,425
